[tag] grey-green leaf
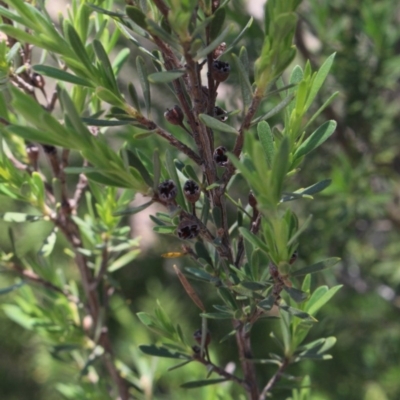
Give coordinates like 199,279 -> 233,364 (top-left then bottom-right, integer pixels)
181,378 -> 228,389
32,65 -> 94,87
257,121 -> 274,169
291,258 -> 341,277
294,120 -> 337,160
139,345 -> 189,359
148,70 -> 185,83
199,114 -> 238,134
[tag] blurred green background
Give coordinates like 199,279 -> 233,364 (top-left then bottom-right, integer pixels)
1,0 -> 400,399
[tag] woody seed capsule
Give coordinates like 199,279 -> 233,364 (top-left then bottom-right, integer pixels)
157,179 -> 177,203
31,72 -> 45,89
212,60 -> 230,82
213,146 -> 228,167
183,180 -> 200,203
193,328 -> 211,346
177,219 -> 200,240
164,105 -> 184,125
214,106 -> 228,122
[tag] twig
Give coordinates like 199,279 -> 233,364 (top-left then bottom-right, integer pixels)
193,353 -> 249,390
259,358 -> 290,400
152,0 -> 170,18
89,244 -> 109,292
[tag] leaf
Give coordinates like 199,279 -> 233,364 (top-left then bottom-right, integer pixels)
305,53 -> 336,111
0,212 -> 43,223
294,120 -> 337,160
113,201 -> 153,216
0,281 -> 25,296
252,94 -> 294,125
93,39 -> 118,93
232,53 -> 253,109
257,121 -> 274,169
291,258 -> 341,277
240,281 -> 267,291
181,379 -> 228,389
185,267 -> 215,282
173,265 -> 205,311
136,56 -> 151,116
168,359 -> 192,372
200,312 -> 232,319
209,7 -> 226,40
39,227 -> 58,257
271,136 -> 289,202
126,6 -> 147,29
153,225 -> 176,234
82,118 -> 130,126
194,24 -> 233,59
284,286 -> 308,303
223,17 -> 253,55
280,305 -> 316,322
199,114 -> 238,134
139,345 -> 189,359
65,23 -> 94,73
307,285 -> 342,316
287,214 -> 312,247
297,179 -> 332,196
258,296 -> 275,311
108,250 -> 140,272
32,65 -> 94,87
87,3 -> 125,17
239,227 -> 269,255
148,70 -> 185,83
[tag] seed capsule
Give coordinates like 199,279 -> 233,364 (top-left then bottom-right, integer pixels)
42,144 -> 57,155
31,72 -> 45,89
183,180 -> 200,203
177,219 -> 200,240
289,250 -> 298,265
212,60 -> 230,82
248,191 -> 257,208
157,179 -> 177,203
26,143 -> 39,166
214,106 -> 228,122
193,329 -> 211,346
213,146 -> 228,167
164,105 -> 184,125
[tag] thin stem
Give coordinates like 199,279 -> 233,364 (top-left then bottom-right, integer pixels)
259,358 -> 290,400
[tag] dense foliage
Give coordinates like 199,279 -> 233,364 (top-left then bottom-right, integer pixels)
0,0 -> 399,399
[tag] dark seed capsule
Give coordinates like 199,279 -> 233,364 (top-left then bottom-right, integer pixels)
26,143 -> 39,165
248,191 -> 257,208
212,60 -> 230,82
157,179 -> 177,203
42,144 -> 57,155
193,329 -> 211,346
183,180 -> 200,203
214,106 -> 228,122
289,250 -> 298,265
164,105 -> 184,125
177,219 -> 200,240
213,146 -> 228,167
192,345 -> 201,354
31,72 -> 45,89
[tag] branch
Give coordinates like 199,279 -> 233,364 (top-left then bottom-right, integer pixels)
152,0 -> 170,18
259,358 -> 290,400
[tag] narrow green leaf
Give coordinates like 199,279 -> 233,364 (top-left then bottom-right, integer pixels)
257,121 -> 274,169
271,136 -> 289,202
39,227 -> 58,257
108,250 -> 140,272
199,114 -> 238,134
125,149 -> 154,187
148,70 -> 185,83
284,286 -> 308,303
218,287 -> 237,310
93,39 -> 118,92
181,379 -> 228,389
185,267 -> 215,282
95,87 -> 125,107
223,17 -> 253,55
291,258 -> 340,277
305,53 -> 336,111
32,65 -> 94,87
65,23 -> 94,73
241,281 -> 267,291
287,214 -> 312,247
168,359 -> 192,371
82,118 -> 130,126
126,6 -> 147,29
195,24 -> 234,60
0,281 -> 25,296
209,7 -> 226,40
87,3 -> 125,17
307,285 -> 342,316
153,225 -> 176,234
0,212 -> 43,223
252,94 -> 294,125
304,91 -> 339,130
136,56 -> 151,116
114,201 -> 153,217
165,150 -> 185,210
294,120 -> 337,160
279,305 -> 316,322
200,312 -> 232,319
298,179 -> 332,196
239,227 -> 269,255
232,53 -> 253,108
139,345 -> 189,359
258,296 -> 275,311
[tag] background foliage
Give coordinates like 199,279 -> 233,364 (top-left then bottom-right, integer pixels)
0,0 -> 400,399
